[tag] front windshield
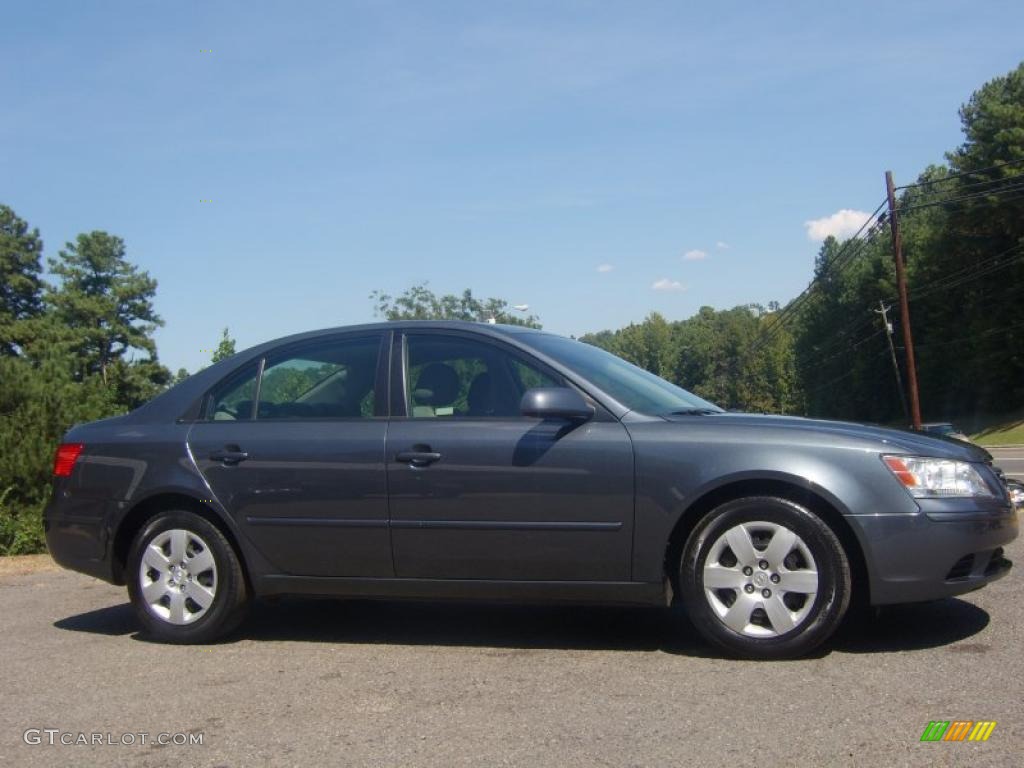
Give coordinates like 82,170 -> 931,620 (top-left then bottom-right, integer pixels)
524,333 -> 723,416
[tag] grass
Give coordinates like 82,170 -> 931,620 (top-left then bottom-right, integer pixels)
0,553 -> 57,577
970,409 -> 1024,446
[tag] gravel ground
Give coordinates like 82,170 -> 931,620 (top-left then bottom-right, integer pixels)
0,532 -> 1020,768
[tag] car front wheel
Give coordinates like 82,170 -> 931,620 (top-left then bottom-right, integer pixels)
680,496 -> 851,659
126,509 -> 249,643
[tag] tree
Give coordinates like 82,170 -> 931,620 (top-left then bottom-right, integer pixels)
0,352 -> 116,553
370,283 -> 541,328
212,327 -> 236,363
581,306 -> 798,413
0,204 -> 45,355
46,231 -> 168,401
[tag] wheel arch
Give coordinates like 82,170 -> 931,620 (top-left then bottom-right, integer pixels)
111,491 -> 252,595
663,477 -> 871,608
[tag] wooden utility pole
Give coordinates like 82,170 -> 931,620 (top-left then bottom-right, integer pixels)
876,301 -> 910,422
885,170 -> 922,429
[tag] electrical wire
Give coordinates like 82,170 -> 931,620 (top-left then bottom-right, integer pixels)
896,181 -> 1024,214
894,157 -> 1024,190
750,206 -> 888,354
899,244 -> 1024,302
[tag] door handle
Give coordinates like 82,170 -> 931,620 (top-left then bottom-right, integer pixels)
395,451 -> 442,467
209,448 -> 249,465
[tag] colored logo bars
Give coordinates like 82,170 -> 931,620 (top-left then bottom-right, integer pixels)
920,721 -> 997,742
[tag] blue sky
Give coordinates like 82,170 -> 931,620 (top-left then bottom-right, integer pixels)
3,1 -> 1022,374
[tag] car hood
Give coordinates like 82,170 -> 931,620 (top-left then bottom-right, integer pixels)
660,412 -> 991,462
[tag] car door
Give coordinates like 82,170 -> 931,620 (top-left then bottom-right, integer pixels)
385,329 -> 635,581
187,332 -> 392,577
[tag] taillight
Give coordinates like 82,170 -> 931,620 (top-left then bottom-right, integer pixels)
53,443 -> 84,477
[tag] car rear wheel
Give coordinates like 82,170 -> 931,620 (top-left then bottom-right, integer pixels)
126,509 -> 248,643
680,496 -> 851,659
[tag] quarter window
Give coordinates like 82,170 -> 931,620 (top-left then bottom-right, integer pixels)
207,364 -> 258,421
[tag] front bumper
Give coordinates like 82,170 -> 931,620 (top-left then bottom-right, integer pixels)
851,497 -> 1017,605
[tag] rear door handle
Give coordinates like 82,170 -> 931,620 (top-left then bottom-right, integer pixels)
209,448 -> 249,465
395,451 -> 442,467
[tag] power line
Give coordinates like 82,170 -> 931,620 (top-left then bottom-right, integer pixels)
896,180 -> 1024,215
894,157 -> 1024,190
750,202 -> 887,354
797,308 -> 880,361
896,243 -> 1024,302
908,317 -> 1024,351
800,349 -> 890,398
795,325 -> 886,373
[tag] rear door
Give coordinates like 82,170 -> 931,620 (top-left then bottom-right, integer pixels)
385,330 -> 635,581
187,332 -> 392,577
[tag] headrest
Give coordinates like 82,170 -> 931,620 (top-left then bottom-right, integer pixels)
412,363 -> 460,406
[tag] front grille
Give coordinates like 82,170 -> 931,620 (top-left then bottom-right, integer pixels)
946,554 -> 974,580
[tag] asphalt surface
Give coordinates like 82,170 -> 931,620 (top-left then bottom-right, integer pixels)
1,532 -> 1021,768
990,446 -> 1024,481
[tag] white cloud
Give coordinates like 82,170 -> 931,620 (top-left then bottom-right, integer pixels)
804,209 -> 873,241
682,249 -> 707,261
596,263 -> 613,273
716,241 -> 729,250
651,278 -> 685,292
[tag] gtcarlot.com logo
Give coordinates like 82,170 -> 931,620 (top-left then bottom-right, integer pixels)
920,720 -> 996,742
23,729 -> 203,747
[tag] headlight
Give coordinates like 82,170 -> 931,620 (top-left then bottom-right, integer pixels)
882,455 -> 995,498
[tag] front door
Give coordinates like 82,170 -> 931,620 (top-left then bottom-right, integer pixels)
188,332 -> 392,577
385,330 -> 635,581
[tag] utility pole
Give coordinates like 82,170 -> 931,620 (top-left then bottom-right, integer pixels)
885,170 -> 922,430
876,301 -> 910,422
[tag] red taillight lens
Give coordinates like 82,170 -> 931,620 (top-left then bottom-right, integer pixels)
53,443 -> 84,477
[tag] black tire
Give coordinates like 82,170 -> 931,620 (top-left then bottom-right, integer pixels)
679,496 -> 851,660
126,509 -> 249,643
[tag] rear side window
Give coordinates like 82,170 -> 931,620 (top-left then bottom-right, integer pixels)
256,335 -> 382,419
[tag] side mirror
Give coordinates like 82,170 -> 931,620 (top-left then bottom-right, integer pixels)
520,387 -> 595,422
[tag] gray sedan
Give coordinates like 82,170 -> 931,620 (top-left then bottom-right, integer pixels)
44,322 -> 1017,659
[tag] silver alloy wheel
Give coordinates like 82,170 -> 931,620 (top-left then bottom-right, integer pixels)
138,528 -> 218,625
702,520 -> 818,638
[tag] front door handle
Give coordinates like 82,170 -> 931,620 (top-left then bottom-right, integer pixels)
210,448 -> 249,465
395,451 -> 442,467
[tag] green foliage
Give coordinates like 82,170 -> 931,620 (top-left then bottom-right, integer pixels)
789,62 -> 1024,422
581,307 -> 799,413
0,486 -> 46,555
211,327 -> 236,363
0,352 -> 119,554
583,63 -> 1023,424
47,231 -> 166,386
0,204 -> 45,356
260,363 -> 341,404
370,283 -> 542,328
0,215 -> 169,554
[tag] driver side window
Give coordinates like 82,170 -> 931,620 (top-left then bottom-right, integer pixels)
404,334 -> 560,419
